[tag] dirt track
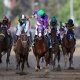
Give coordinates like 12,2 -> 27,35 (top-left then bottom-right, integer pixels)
0,39 -> 80,80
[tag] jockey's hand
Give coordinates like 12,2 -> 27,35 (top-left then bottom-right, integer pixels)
31,15 -> 34,18
25,32 -> 27,34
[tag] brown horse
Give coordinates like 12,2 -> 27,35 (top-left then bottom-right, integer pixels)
61,29 -> 76,69
32,29 -> 50,72
14,31 -> 29,72
50,28 -> 61,70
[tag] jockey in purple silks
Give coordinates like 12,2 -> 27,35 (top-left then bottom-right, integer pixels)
33,9 -> 52,48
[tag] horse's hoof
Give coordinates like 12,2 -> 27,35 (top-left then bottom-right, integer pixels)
35,66 -> 39,72
45,69 -> 49,73
35,69 -> 38,72
20,72 -> 27,75
41,67 -> 45,69
27,66 -> 30,68
35,68 -> 39,72
16,72 -> 27,75
68,67 -> 75,70
6,68 -> 9,71
56,67 -> 61,71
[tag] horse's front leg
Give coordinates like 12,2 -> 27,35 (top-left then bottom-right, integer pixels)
21,57 -> 25,72
0,52 -> 2,63
6,49 -> 11,70
57,50 -> 61,71
26,53 -> 30,68
63,48 -> 68,69
35,56 -> 40,71
69,47 -> 75,70
69,52 -> 74,69
16,55 -> 20,70
45,52 -> 50,73
64,54 -> 68,69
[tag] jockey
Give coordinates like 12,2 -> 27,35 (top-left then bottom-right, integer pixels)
1,16 -> 12,36
59,21 -> 67,41
50,16 -> 58,31
16,14 -> 31,46
1,16 -> 12,46
50,16 -> 61,43
1,16 -> 11,29
34,9 -> 52,48
66,19 -> 76,41
16,14 -> 30,37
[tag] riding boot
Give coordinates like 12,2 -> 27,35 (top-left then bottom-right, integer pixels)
57,34 -> 61,44
48,33 -> 52,48
8,34 -> 13,46
33,35 -> 37,46
28,36 -> 31,51
74,35 -> 76,44
45,34 -> 52,48
0,54 -> 2,63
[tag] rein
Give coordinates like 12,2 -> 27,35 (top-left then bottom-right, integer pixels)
0,33 -> 5,37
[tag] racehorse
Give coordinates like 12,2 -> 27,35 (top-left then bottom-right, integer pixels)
0,24 -> 12,70
61,29 -> 76,69
32,28 -> 50,72
14,31 -> 30,72
50,28 -> 61,70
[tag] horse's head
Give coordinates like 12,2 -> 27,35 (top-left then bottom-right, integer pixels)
1,24 -> 7,34
20,31 -> 28,48
0,26 -> 7,41
37,28 -> 44,40
66,29 -> 74,41
67,34 -> 74,42
51,28 -> 57,38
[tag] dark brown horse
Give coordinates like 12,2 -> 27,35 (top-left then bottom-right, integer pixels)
32,29 -> 50,72
14,31 -> 29,72
0,25 -> 12,70
61,29 -> 76,69
50,28 -> 61,70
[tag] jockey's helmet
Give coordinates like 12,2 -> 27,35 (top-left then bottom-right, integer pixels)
19,14 -> 26,23
3,16 -> 8,21
19,14 -> 26,20
21,14 -> 25,20
67,19 -> 74,26
51,16 -> 57,23
60,21 -> 65,27
2,16 -> 9,25
37,9 -> 45,17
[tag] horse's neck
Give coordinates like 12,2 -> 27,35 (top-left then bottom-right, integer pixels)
17,39 -> 22,47
51,31 -> 57,41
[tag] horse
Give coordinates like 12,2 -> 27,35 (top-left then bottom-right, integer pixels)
0,25 -> 12,70
61,29 -> 76,69
32,28 -> 50,72
50,28 -> 61,70
14,31 -> 30,72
